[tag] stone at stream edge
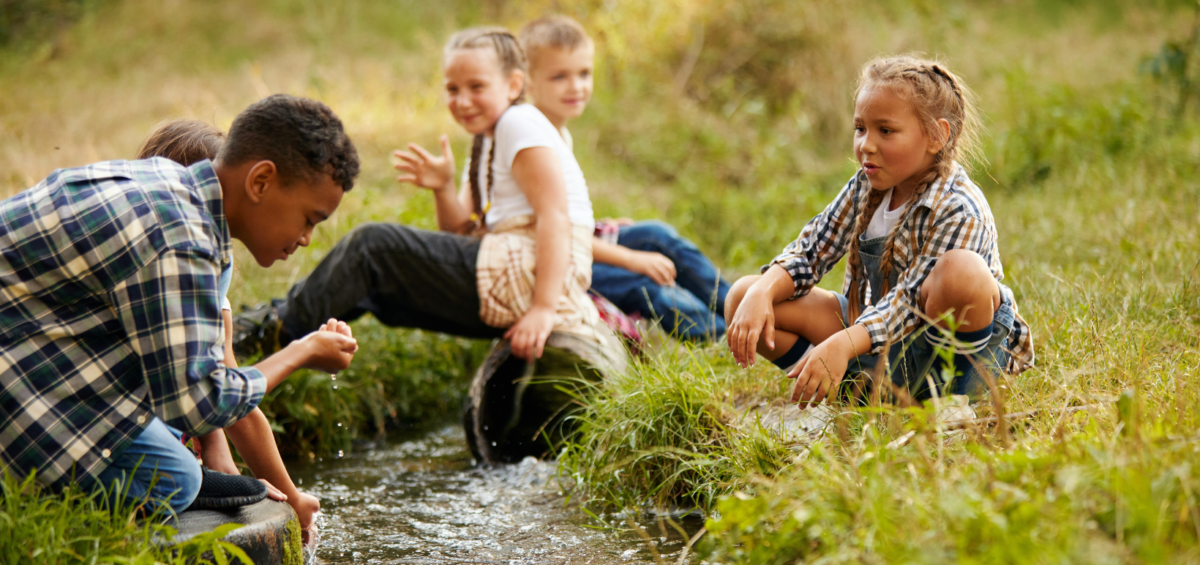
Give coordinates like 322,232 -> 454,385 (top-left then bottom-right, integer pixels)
172,499 -> 304,565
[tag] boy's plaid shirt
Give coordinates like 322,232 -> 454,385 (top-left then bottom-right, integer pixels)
767,165 -> 1035,374
0,158 -> 266,487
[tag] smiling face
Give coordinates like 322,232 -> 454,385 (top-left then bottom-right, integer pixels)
527,45 -> 594,129
444,48 -> 524,136
235,164 -> 345,267
853,86 -> 942,196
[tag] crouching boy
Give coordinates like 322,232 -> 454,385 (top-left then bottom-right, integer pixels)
0,94 -> 360,514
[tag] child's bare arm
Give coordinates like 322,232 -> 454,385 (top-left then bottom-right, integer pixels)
506,146 -> 570,361
727,264 -> 796,367
225,408 -> 321,535
196,428 -> 239,474
592,238 -> 677,286
195,309 -> 245,475
394,135 -> 474,233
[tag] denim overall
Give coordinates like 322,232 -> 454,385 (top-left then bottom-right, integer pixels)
839,235 -> 1016,401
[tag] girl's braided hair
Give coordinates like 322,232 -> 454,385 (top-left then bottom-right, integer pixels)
845,55 -> 981,321
444,27 -> 528,233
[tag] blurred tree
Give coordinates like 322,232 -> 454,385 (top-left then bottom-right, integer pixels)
1140,2 -> 1200,117
0,0 -> 98,49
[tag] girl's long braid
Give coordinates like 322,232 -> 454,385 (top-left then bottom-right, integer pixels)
481,133 -> 498,230
467,134 -> 485,232
846,184 -> 888,322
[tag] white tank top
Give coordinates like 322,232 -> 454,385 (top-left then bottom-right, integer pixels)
461,104 -> 595,229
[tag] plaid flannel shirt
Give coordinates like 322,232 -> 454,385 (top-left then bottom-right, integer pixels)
766,165 -> 1034,374
0,158 -> 266,487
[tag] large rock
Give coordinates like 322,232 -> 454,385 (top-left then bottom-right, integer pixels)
173,499 -> 304,565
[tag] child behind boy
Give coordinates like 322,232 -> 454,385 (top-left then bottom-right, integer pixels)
134,118 -> 322,534
519,16 -> 731,342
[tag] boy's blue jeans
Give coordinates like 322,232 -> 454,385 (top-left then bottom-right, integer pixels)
84,417 -> 202,514
591,221 -> 731,341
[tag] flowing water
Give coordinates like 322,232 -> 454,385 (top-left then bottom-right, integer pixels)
291,423 -> 704,564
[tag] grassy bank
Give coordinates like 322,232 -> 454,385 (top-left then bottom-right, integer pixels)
2,0 -> 1199,561
0,471 -> 245,564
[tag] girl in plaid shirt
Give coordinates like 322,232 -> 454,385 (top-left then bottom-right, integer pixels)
726,55 -> 1034,407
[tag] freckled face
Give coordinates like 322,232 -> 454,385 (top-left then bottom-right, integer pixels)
243,174 -> 343,267
527,45 -> 594,128
443,48 -> 524,136
853,87 -> 938,194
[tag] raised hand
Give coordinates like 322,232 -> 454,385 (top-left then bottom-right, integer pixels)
394,135 -> 456,192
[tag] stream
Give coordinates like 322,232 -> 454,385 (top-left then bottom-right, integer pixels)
290,423 -> 705,564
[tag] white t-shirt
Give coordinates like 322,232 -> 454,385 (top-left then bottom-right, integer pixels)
864,189 -> 906,240
461,104 -> 594,229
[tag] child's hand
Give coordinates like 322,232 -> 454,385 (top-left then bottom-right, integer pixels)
627,250 -> 676,286
297,319 -> 359,373
291,492 -> 321,545
258,478 -> 288,501
318,318 -> 353,339
505,305 -> 556,361
787,338 -> 851,408
726,288 -> 776,368
394,135 -> 456,193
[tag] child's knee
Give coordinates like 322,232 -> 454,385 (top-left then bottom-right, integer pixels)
725,275 -> 760,320
161,460 -> 203,512
922,249 -> 1000,325
926,250 -> 993,295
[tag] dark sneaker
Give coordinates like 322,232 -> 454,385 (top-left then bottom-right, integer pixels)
186,468 -> 268,511
231,300 -> 286,359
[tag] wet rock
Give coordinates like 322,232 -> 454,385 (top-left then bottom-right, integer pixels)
173,499 -> 304,565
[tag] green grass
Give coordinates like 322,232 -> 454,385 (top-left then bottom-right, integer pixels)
2,0 -> 1200,561
0,470 -> 246,565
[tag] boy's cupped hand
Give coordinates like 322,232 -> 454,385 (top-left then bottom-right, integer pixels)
394,135 -> 456,193
297,318 -> 358,373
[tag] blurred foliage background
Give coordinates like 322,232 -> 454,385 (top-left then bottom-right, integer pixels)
3,0 -> 1200,560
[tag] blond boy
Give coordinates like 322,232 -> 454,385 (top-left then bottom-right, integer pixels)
520,16 -> 731,341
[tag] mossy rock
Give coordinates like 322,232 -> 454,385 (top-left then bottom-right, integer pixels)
464,332 -> 626,464
173,499 -> 304,565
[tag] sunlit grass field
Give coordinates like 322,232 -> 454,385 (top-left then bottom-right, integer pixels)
2,0 -> 1199,562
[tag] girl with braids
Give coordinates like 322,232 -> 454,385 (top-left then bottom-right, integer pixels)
725,55 -> 1034,407
394,26 -> 603,360
239,26 -> 606,364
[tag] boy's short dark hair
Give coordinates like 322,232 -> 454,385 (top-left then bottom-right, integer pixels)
218,94 -> 359,192
136,119 -> 225,166
519,15 -> 592,69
